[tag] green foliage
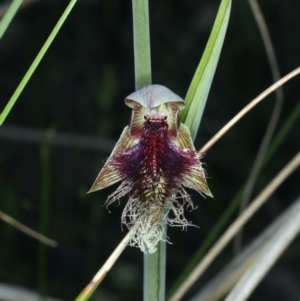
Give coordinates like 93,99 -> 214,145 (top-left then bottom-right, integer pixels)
0,0 -> 77,126
0,0 -> 23,39
0,1 -> 299,301
181,0 -> 231,140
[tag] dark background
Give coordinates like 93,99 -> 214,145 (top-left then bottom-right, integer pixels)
0,0 -> 299,300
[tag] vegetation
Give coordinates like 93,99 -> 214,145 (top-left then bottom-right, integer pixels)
0,1 -> 299,300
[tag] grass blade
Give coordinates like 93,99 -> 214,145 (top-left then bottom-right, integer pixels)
0,0 -> 23,39
225,195 -> 300,301
180,0 -> 232,140
189,195 -> 300,301
168,152 -> 300,301
168,68 -> 300,301
234,0 -> 284,254
0,0 -> 77,126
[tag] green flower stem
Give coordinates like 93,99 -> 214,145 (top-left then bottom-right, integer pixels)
132,0 -> 166,300
0,0 -> 23,39
143,238 -> 166,301
0,0 -> 77,126
132,0 -> 152,90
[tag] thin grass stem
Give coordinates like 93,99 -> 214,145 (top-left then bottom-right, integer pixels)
225,195 -> 300,301
168,86 -> 300,301
0,210 -> 57,247
234,0 -> 284,254
0,0 -> 77,126
189,194 -> 300,301
74,234 -> 130,301
0,0 -> 38,19
0,0 -> 23,39
168,152 -> 300,301
199,67 -> 300,153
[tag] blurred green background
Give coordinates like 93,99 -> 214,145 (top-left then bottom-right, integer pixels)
0,0 -> 299,300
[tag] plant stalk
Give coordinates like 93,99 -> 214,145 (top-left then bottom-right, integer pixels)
132,1 -> 166,300
132,0 -> 152,90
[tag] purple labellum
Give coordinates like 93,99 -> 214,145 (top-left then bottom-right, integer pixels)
89,85 -> 212,253
112,116 -> 201,205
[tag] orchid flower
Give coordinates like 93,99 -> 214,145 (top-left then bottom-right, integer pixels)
89,85 -> 212,253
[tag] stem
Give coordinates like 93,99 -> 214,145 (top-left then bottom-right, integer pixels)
0,210 -> 57,247
132,0 -> 152,90
74,234 -> 131,301
132,1 -> 165,300
143,238 -> 166,301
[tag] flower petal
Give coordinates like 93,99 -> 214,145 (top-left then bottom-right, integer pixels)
125,85 -> 185,110
166,102 -> 180,139
183,169 -> 213,197
172,123 -> 196,151
128,103 -> 144,138
88,126 -> 139,192
172,124 -> 213,197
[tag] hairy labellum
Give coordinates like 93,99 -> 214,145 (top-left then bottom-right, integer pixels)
89,85 -> 212,253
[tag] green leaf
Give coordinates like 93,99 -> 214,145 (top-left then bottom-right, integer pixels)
0,0 -> 23,39
0,0 -> 77,126
181,0 -> 232,140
